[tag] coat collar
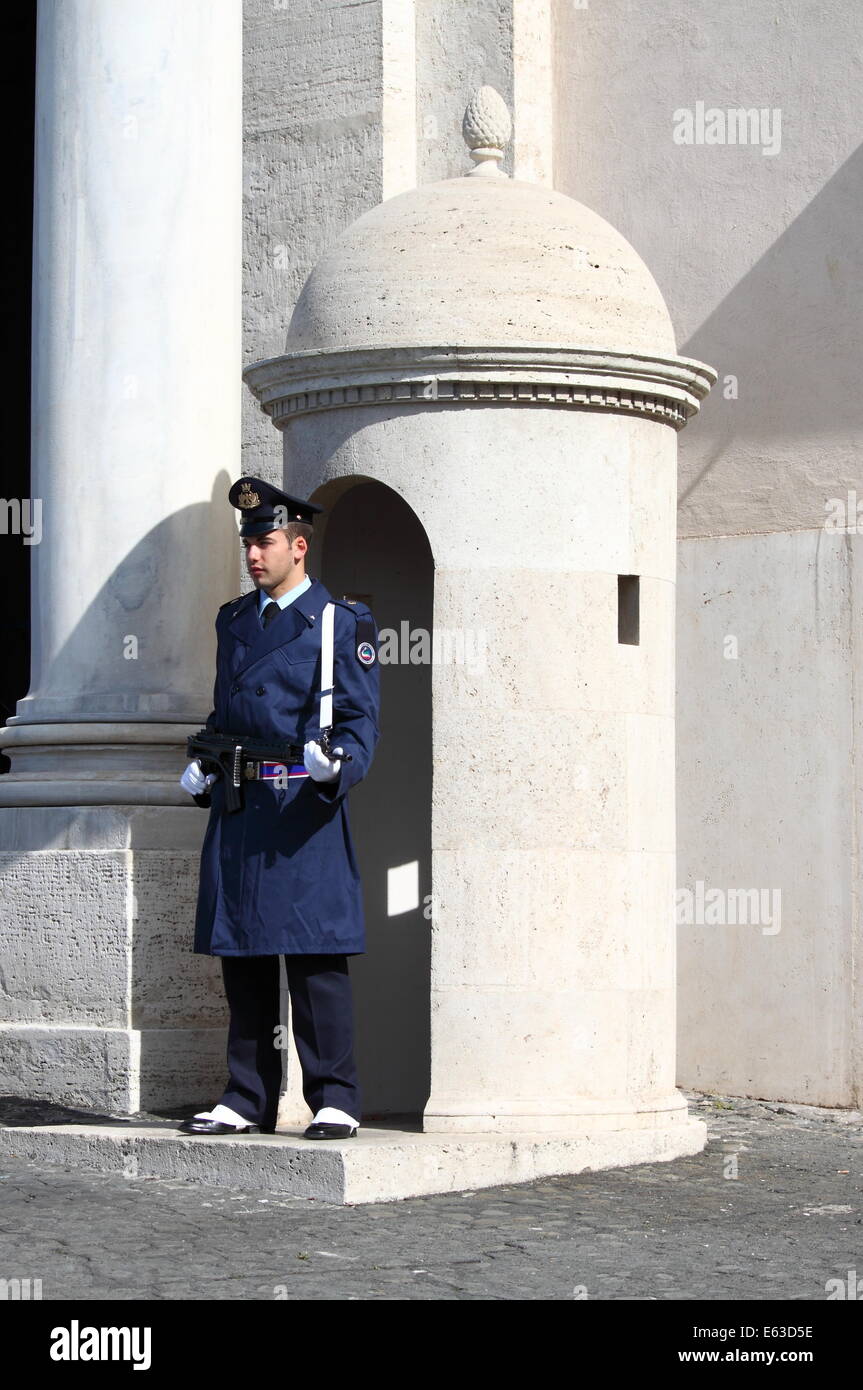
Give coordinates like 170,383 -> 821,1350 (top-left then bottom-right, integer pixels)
286,575 -> 334,625
227,576 -> 334,675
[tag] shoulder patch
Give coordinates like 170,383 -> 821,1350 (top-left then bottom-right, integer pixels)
355,611 -> 376,665
332,599 -> 377,665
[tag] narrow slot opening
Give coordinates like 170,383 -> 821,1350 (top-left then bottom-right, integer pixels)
618,574 -> 640,645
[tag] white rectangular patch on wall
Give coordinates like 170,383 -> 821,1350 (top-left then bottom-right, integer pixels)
387,861 -> 419,917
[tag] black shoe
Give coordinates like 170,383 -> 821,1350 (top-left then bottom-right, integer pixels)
178,1117 -> 261,1136
303,1122 -> 358,1139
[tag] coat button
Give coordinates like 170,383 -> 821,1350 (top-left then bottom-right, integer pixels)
256,686 -> 266,696
230,684 -> 239,694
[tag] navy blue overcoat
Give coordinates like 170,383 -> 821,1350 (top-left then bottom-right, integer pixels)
192,577 -> 380,956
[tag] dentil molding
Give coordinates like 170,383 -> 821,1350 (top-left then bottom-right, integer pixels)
243,346 -> 716,433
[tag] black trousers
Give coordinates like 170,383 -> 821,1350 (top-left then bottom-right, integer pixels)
218,954 -> 361,1131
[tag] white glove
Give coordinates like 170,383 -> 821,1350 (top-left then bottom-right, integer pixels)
303,739 -> 344,783
180,759 -> 216,796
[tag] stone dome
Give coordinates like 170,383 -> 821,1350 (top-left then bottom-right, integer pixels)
285,173 -> 677,359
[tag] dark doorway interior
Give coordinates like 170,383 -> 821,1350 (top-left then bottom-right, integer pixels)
321,480 -> 433,1120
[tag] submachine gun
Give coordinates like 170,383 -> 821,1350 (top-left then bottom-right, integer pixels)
185,727 -> 350,814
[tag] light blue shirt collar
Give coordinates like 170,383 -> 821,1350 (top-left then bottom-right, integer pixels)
258,574 -> 312,618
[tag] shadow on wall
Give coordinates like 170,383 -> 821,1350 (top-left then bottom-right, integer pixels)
4,472 -> 238,727
679,140 -> 863,517
320,479 -> 433,1121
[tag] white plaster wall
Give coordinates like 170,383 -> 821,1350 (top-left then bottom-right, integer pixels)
551,0 -> 863,1104
552,0 -> 863,538
677,529 -> 861,1104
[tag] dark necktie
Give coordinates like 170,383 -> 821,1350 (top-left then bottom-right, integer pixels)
262,601 -> 281,628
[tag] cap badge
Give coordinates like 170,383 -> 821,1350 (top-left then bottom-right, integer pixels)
238,482 -> 261,509
357,641 -> 376,666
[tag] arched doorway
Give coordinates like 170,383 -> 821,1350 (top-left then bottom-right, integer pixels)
319,479 -> 433,1121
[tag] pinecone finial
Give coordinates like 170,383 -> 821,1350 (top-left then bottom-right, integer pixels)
462,86 -> 512,177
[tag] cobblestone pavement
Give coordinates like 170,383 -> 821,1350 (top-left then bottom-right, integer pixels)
0,1091 -> 860,1301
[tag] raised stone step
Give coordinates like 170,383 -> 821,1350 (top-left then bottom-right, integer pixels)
0,1117 -> 707,1206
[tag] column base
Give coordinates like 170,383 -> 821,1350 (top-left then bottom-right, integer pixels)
0,722 -> 201,807
0,804 -> 227,1115
0,1024 -> 226,1113
422,1091 -> 696,1135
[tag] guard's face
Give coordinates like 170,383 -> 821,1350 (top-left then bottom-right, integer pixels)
242,529 -> 304,590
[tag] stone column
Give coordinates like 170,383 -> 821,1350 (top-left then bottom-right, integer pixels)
1,0 -> 241,804
0,0 -> 243,1112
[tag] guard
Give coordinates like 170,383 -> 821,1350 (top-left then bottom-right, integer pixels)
177,476 -> 380,1140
